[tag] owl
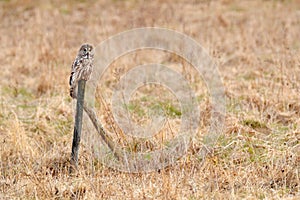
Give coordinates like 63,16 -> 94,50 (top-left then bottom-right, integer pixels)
69,44 -> 94,98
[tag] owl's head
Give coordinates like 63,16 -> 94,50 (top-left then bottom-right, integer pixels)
78,44 -> 94,59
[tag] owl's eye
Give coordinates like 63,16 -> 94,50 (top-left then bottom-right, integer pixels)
84,48 -> 87,52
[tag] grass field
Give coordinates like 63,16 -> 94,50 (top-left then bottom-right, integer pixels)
0,0 -> 300,199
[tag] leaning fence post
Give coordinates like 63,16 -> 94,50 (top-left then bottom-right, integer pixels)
70,80 -> 86,171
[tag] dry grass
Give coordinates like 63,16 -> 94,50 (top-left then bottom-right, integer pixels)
0,0 -> 300,199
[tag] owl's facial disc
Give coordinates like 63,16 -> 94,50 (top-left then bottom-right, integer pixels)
79,44 -> 94,59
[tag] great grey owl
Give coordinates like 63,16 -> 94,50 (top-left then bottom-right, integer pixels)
69,44 -> 94,98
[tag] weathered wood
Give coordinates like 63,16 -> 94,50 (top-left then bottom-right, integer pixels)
70,80 -> 86,170
70,80 -> 124,173
81,100 -> 124,162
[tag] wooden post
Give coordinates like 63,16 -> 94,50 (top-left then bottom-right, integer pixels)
70,80 -> 86,171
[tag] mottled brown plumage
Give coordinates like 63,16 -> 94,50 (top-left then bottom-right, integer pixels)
69,44 -> 94,98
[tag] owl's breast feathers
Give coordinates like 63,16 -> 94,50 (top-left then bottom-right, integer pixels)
70,56 -> 93,84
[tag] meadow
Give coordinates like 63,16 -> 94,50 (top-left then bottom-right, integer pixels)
0,0 -> 299,199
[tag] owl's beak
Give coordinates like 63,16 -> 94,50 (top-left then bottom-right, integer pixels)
86,53 -> 90,59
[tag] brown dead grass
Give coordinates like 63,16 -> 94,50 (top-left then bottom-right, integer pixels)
0,0 -> 300,199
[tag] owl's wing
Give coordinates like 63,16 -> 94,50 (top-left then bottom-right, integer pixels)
71,57 -> 81,71
69,72 -> 74,86
69,58 -> 81,86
